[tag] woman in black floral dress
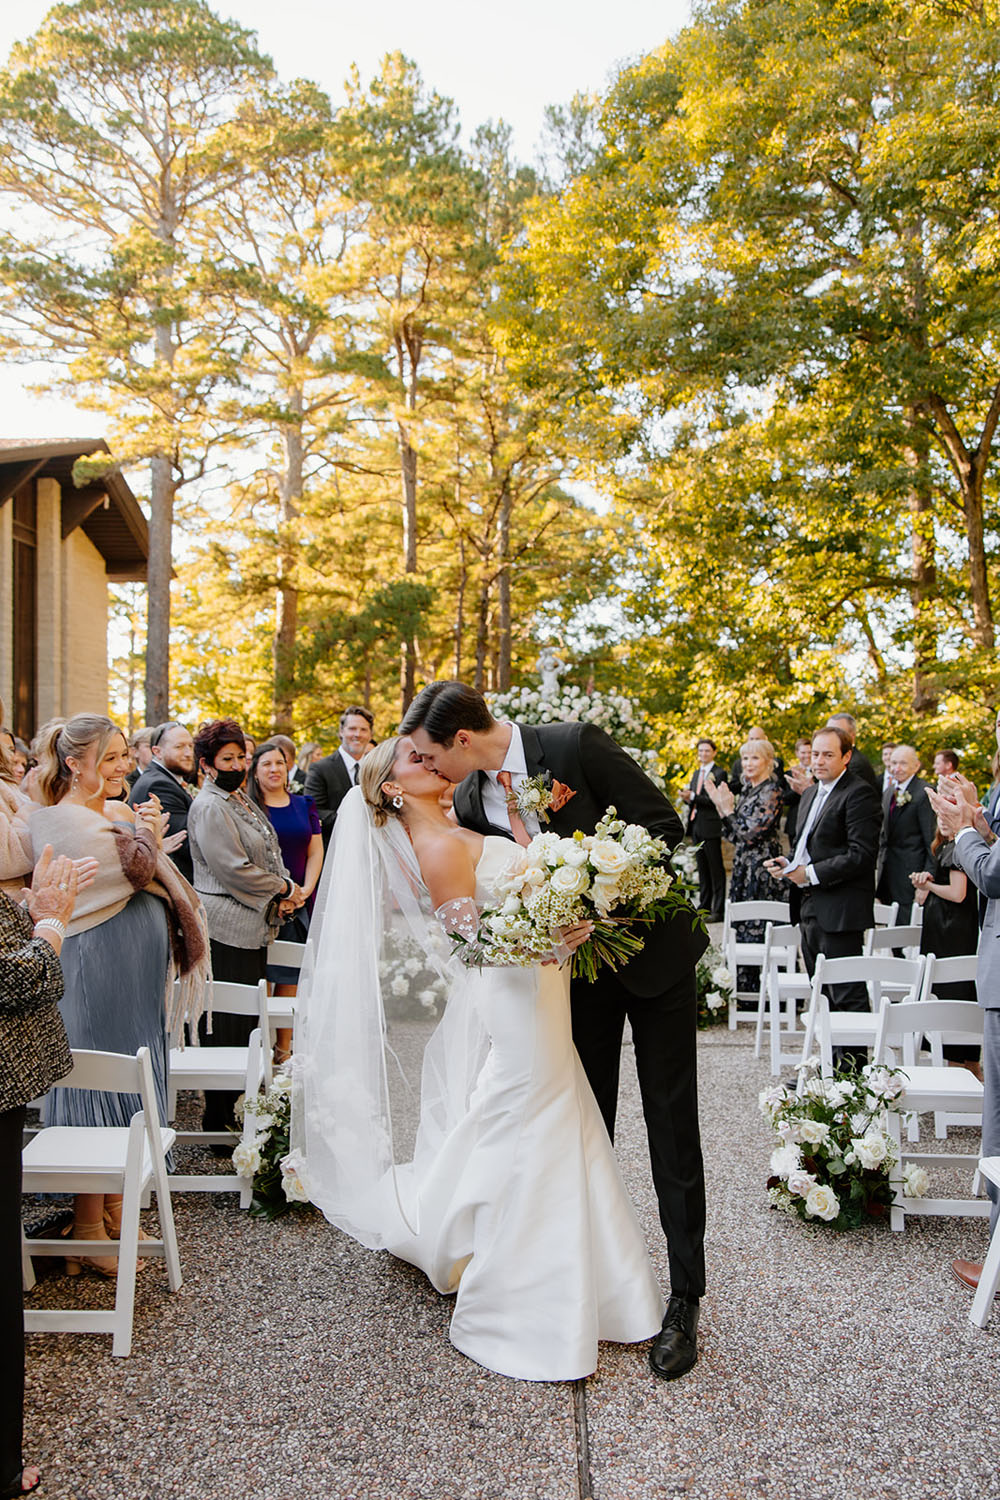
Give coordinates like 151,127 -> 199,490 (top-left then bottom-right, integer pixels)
707,739 -> 786,991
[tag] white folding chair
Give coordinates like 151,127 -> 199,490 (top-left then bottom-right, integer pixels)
21,1047 -> 182,1357
873,901 -> 899,927
863,925 -> 922,959
969,1158 -> 1000,1329
266,938 -> 306,1039
755,922 -> 811,1074
871,998 -> 988,1230
919,954 -> 982,1137
799,953 -> 926,1077
167,978 -> 271,1207
721,900 -> 791,1029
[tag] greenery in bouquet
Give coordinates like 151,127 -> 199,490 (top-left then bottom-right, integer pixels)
695,944 -> 733,1028
486,684 -> 665,789
760,1058 -> 926,1230
455,807 -> 703,982
232,1070 -> 312,1220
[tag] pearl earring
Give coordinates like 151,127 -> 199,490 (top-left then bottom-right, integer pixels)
392,794 -> 404,810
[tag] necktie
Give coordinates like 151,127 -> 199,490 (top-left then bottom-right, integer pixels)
353,762 -> 359,785
497,770 -> 531,847
696,769 -> 706,795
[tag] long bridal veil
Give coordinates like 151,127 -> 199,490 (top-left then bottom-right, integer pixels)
290,786 -> 489,1248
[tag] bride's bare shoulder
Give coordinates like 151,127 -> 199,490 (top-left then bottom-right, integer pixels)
413,826 -> 481,907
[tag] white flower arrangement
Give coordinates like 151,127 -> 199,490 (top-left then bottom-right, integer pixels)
234,1067 -> 313,1219
694,943 -> 733,1028
378,924 -> 450,1018
451,807 -> 699,981
761,1057 -> 912,1229
485,685 -> 664,787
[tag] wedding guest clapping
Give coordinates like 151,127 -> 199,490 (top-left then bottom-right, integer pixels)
912,818 -> 982,1077
187,721 -> 300,1132
707,737 -> 785,987
27,716 -> 207,1273
248,740 -> 323,1063
1,846 -> 95,1500
129,721 -> 196,883
877,745 -> 936,921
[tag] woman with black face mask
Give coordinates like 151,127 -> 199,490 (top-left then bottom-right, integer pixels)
187,719 -> 303,1133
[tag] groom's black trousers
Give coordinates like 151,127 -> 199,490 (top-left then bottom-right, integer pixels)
570,966 -> 706,1302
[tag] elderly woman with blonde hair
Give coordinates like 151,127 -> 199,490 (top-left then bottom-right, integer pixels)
706,735 -> 786,987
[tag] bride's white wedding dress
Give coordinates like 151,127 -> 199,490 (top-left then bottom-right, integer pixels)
382,837 -> 665,1381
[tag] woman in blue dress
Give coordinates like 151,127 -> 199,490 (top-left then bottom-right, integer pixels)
249,741 -> 324,1061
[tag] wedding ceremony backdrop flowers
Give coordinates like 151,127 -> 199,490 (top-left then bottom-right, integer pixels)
453,808 -> 698,981
233,1070 -> 312,1219
760,1060 -> 927,1231
486,684 -> 666,788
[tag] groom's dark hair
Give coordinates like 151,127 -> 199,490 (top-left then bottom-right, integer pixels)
400,681 -> 494,746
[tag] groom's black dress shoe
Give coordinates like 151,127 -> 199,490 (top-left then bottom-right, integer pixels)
649,1295 -> 699,1381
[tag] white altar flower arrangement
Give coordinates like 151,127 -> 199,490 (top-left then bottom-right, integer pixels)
485,685 -> 664,788
450,807 -> 701,982
695,944 -> 733,1028
378,921 -> 451,1019
233,1068 -> 313,1219
760,1058 -> 922,1230
670,841 -> 702,906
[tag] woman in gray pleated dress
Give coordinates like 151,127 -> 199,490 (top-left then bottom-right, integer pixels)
25,715 -> 172,1275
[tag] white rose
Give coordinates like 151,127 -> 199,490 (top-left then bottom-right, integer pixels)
232,1141 -> 261,1178
804,1184 -> 840,1221
391,975 -> 409,997
711,965 -> 733,989
522,787 -> 542,807
550,864 -> 591,898
706,991 -> 726,1011
591,874 -> 621,912
271,1072 -> 293,1097
862,1065 -> 906,1101
786,1168 -> 818,1198
404,957 -> 422,977
502,896 -> 523,915
851,1133 -> 889,1170
769,1143 -> 801,1178
798,1120 -> 830,1146
903,1164 -> 930,1198
588,840 -> 630,876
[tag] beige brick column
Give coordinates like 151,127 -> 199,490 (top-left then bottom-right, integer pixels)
34,476 -> 63,722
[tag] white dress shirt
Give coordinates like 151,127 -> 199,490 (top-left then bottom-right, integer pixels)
792,768 -> 847,884
480,724 -> 542,839
338,746 -> 362,785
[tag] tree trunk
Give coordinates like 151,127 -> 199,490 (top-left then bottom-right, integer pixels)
144,449 -> 174,723
454,531 -> 467,680
496,477 -> 512,691
273,413 -> 303,734
962,456 -> 995,650
473,573 -> 490,692
904,412 -> 938,716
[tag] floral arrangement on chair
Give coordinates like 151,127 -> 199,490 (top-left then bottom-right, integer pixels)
233,1070 -> 311,1219
760,1058 -> 928,1229
695,943 -> 732,1028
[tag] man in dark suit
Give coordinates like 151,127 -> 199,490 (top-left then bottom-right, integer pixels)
827,712 -> 880,790
766,725 -> 882,1031
128,720 -> 196,883
681,738 -> 726,919
305,705 -> 374,846
401,681 -> 709,1382
877,745 -> 936,922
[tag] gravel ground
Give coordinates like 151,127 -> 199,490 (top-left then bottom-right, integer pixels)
20,1018 -> 999,1500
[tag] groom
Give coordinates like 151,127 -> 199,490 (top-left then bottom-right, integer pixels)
401,681 -> 709,1380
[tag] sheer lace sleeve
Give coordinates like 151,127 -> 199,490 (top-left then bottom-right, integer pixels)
435,897 -> 484,965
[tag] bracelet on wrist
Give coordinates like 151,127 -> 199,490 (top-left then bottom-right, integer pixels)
34,917 -> 66,940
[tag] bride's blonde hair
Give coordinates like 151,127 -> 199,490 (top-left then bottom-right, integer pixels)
359,737 -> 402,827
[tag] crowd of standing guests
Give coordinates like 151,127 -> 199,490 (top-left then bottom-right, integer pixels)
0,699 -> 377,1500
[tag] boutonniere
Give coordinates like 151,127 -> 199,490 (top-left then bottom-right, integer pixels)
505,772 -> 577,823
894,789 -> 912,807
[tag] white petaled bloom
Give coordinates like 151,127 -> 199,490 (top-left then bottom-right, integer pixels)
825,1081 -> 855,1109
391,975 -> 409,997
786,1168 -> 818,1198
522,787 -> 542,807
776,1119 -> 794,1139
804,1184 -> 840,1221
850,1133 -> 890,1170
706,991 -> 726,1011
769,1143 -> 802,1178
279,1151 -> 310,1203
588,840 -> 631,877
862,1065 -> 906,1101
250,1111 -> 275,1132
591,874 -> 621,913
759,1085 -> 789,1119
903,1164 -> 930,1198
418,989 -> 438,1009
712,966 -> 734,990
798,1119 -> 831,1147
232,1141 -> 261,1178
549,864 -> 591,898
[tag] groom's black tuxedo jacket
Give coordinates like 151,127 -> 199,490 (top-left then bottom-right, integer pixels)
788,771 -> 882,933
305,752 -> 354,847
452,720 -> 708,997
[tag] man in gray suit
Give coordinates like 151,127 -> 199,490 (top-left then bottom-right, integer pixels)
929,782 -> 1000,1292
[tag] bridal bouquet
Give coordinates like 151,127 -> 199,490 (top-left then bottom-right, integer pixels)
760,1058 -> 923,1230
454,807 -> 696,981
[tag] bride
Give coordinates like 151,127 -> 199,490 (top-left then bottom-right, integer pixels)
291,735 -> 665,1382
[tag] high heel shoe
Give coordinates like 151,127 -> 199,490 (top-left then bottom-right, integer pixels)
102,1204 -> 150,1272
62,1218 -> 118,1279
1,1464 -> 41,1498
